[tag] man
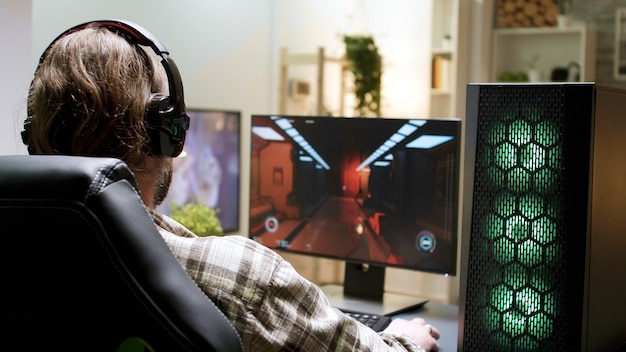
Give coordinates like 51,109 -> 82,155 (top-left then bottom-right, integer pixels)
24,20 -> 441,352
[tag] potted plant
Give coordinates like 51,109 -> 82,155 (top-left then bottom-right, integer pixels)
525,54 -> 541,82
343,35 -> 382,117
557,0 -> 573,28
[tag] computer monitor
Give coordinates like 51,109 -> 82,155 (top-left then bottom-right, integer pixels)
158,108 -> 241,234
248,114 -> 461,315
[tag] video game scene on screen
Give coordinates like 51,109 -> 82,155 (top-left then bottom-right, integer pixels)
249,115 -> 461,275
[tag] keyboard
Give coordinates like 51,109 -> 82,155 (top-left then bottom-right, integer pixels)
343,311 -> 391,332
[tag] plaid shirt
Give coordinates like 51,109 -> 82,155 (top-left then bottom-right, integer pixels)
149,209 -> 426,352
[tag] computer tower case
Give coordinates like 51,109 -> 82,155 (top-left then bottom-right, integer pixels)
459,83 -> 626,351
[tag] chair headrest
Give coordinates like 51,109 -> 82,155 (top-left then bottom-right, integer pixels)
0,155 -> 138,201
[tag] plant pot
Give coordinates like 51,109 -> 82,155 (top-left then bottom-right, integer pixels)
557,14 -> 572,28
527,69 -> 540,82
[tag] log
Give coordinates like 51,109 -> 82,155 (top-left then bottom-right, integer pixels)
496,0 -> 559,28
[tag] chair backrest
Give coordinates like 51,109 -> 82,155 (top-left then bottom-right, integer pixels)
0,155 -> 243,351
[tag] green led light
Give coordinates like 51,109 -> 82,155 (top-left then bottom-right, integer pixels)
518,239 -> 542,267
535,120 -> 559,148
541,291 -> 559,316
478,100 -> 566,349
494,193 -> 517,218
530,264 -> 555,293
528,312 -> 553,340
509,120 -> 532,147
504,263 -> 528,290
517,336 -> 540,351
483,306 -> 503,333
505,215 -> 530,242
487,121 -> 507,145
516,287 -> 541,315
521,143 -> 545,171
534,168 -> 558,194
547,145 -> 562,170
493,237 -> 516,263
494,142 -> 517,170
508,167 -> 530,193
502,310 -> 526,337
491,284 -> 514,312
519,193 -> 543,220
532,216 -> 556,245
484,214 -> 504,240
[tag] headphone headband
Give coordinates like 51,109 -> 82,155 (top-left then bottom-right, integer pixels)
24,19 -> 189,157
39,20 -> 170,62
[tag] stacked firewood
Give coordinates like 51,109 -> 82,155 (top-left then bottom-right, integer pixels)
496,0 -> 559,28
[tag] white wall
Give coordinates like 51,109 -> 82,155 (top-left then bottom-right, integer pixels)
4,0 -> 456,304
0,0 -> 31,155
272,0 -> 432,117
31,0 -> 273,116
28,0 -> 434,119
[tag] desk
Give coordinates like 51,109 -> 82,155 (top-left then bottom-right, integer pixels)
321,284 -> 459,351
394,302 -> 458,352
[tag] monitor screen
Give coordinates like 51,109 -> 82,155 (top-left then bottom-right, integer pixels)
248,115 -> 461,311
158,108 -> 241,233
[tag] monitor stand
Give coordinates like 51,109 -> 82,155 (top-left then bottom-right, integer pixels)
320,263 -> 429,316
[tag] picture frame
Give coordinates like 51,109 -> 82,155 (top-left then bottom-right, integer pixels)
614,8 -> 626,80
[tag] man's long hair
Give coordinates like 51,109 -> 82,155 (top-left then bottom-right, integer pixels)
27,25 -> 167,172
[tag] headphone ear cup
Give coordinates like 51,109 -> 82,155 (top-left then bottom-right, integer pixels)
145,93 -> 170,156
145,93 -> 188,157
21,119 -> 34,154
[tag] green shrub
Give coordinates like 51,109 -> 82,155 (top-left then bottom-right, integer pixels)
344,35 -> 382,117
170,202 -> 223,237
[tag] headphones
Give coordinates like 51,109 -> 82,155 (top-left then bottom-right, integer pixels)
21,19 -> 190,157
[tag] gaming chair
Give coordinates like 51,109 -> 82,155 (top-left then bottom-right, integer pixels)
0,155 -> 243,351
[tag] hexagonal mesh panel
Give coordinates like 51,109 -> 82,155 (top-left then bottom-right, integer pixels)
461,84 -> 592,351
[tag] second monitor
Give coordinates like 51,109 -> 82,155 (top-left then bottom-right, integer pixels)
249,114 -> 461,315
158,108 -> 241,234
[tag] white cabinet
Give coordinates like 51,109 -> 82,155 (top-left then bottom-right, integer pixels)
491,25 -> 596,82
